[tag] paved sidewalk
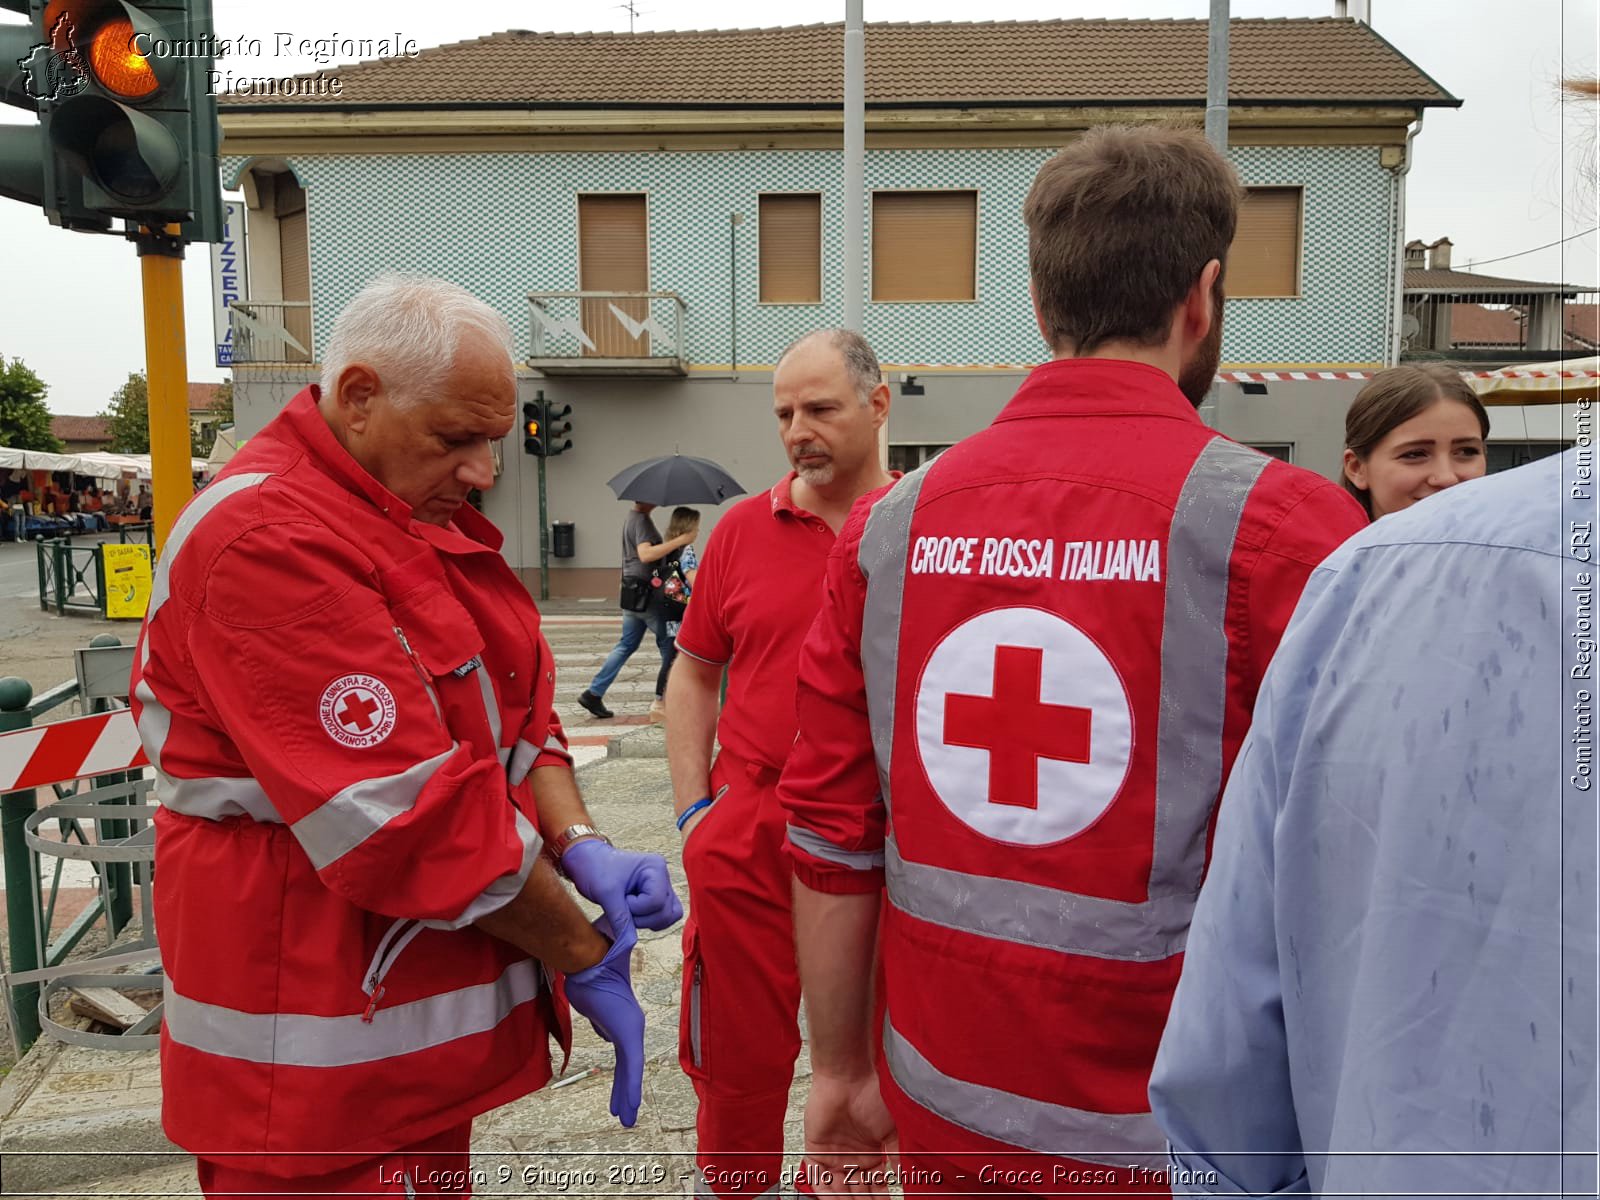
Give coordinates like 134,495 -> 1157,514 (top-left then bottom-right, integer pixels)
1,720 -> 815,1198
0,652 -> 819,1196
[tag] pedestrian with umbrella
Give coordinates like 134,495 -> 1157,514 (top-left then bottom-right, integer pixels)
577,455 -> 745,722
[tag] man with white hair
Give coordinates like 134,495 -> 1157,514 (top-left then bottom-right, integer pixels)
132,274 -> 682,1196
664,328 -> 894,1198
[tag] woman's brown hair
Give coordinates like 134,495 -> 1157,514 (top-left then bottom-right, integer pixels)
1343,364 -> 1491,516
666,506 -> 700,541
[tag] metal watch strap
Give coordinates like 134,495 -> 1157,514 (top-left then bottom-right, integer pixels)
551,823 -> 610,868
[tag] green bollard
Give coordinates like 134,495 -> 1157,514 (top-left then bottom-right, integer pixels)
0,675 -> 41,1052
87,635 -> 134,934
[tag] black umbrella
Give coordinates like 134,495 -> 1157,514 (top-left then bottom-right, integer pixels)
605,454 -> 747,506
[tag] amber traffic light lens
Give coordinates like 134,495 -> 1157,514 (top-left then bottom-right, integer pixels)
89,17 -> 158,100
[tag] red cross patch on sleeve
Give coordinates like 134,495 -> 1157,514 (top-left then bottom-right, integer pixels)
319,674 -> 399,749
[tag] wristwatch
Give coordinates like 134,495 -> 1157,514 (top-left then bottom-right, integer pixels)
550,823 -> 611,875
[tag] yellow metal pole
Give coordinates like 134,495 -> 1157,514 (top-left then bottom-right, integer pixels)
140,224 -> 191,556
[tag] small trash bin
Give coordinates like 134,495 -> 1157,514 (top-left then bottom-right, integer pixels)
552,521 -> 576,559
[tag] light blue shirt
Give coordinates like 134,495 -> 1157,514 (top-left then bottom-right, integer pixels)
1149,451 -> 1597,1198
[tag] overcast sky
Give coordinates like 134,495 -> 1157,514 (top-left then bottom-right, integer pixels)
1,0 -> 1595,415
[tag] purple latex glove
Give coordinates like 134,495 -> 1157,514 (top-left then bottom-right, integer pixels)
565,916 -> 645,1127
561,839 -> 684,933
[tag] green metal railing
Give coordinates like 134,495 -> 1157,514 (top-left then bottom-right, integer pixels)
35,526 -> 154,617
0,634 -> 141,1054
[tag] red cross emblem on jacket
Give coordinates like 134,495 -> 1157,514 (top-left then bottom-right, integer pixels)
915,608 -> 1132,846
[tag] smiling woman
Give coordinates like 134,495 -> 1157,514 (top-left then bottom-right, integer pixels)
1341,363 -> 1491,521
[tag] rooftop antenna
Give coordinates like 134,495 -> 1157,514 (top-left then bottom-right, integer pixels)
616,0 -> 648,33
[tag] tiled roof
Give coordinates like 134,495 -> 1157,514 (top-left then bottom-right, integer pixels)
188,382 -> 226,413
221,19 -> 1457,109
1404,268 -> 1587,295
50,415 -> 110,442
1566,304 -> 1599,349
1448,305 -> 1524,346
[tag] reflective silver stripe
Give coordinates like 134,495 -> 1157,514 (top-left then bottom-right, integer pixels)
1151,437 -> 1269,901
865,437 -> 1266,961
886,836 -> 1182,961
158,771 -> 282,823
291,747 -> 455,871
787,823 -> 885,871
508,738 -> 537,785
443,808 -> 543,929
856,464 -> 934,813
136,472 -> 274,771
132,676 -> 171,775
146,471 -> 274,626
883,1016 -> 1164,1168
162,957 -> 541,1068
475,667 -> 502,754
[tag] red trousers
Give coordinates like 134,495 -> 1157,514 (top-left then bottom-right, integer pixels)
196,1122 -> 473,1198
680,752 -> 802,1198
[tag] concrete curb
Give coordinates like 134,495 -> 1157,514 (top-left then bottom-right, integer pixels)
2,1098 -> 176,1193
607,725 -> 668,759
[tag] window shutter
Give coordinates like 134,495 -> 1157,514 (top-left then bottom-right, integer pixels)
578,195 -> 649,355
872,191 -> 977,302
579,195 -> 649,291
1228,188 -> 1302,298
759,194 -> 822,304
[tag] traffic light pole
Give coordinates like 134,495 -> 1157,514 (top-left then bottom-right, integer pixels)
138,224 -> 189,555
537,454 -> 550,601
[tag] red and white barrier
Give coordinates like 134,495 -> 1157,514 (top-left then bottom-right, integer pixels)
1218,368 -> 1599,384
0,710 -> 147,793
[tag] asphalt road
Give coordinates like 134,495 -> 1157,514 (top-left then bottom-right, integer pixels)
0,533 -> 123,603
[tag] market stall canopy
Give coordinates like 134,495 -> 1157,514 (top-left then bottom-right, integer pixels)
0,448 -> 209,478
206,425 -> 242,470
1468,357 -> 1598,405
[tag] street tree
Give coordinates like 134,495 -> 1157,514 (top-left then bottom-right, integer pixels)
103,372 -> 151,454
0,357 -> 65,452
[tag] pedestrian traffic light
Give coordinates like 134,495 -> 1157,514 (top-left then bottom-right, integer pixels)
542,400 -> 573,457
522,400 -> 544,457
0,0 -> 224,241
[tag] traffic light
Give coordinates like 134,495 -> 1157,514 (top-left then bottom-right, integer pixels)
522,400 -> 544,457
542,399 -> 573,457
0,0 -> 223,241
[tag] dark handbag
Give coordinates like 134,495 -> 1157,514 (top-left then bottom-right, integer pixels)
653,554 -> 689,616
619,576 -> 651,613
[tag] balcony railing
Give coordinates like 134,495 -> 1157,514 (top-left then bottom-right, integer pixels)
229,301 -> 314,366
1400,291 -> 1597,367
527,291 -> 686,376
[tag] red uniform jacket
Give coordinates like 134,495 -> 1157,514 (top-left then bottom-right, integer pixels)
779,359 -> 1366,1171
132,388 -> 572,1173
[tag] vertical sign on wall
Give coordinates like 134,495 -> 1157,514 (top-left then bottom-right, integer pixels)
211,200 -> 247,367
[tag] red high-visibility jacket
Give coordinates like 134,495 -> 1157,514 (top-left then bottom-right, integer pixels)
132,388 -> 572,1174
780,359 -> 1366,1173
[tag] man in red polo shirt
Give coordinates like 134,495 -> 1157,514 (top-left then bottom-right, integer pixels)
664,329 -> 895,1198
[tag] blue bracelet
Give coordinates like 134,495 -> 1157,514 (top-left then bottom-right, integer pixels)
676,796 -> 713,831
